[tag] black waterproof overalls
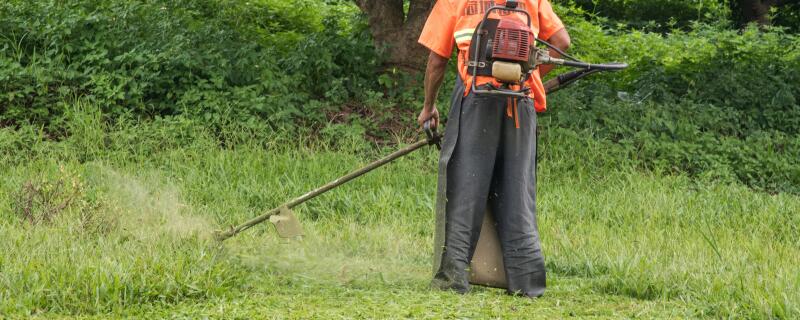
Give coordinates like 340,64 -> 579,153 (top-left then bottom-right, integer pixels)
431,77 -> 545,297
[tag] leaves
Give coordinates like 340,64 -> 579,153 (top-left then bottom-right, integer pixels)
0,0 -> 376,131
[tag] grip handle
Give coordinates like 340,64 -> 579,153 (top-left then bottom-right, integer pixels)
423,120 -> 441,150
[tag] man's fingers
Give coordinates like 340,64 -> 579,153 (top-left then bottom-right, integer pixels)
430,111 -> 439,129
418,107 -> 439,129
418,116 -> 428,127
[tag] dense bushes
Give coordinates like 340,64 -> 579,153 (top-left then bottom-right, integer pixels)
0,0 -> 379,130
1,1 -> 798,193
543,6 -> 800,193
553,8 -> 800,138
563,0 -> 800,32
564,0 -> 730,30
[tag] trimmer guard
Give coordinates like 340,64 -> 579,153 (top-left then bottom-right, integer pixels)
269,206 -> 304,239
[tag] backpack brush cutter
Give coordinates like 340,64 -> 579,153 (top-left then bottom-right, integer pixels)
466,0 -> 627,97
214,1 -> 627,243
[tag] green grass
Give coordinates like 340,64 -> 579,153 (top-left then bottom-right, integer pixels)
1,107 -> 798,318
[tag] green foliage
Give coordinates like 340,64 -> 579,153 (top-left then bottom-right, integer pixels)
562,0 -> 800,32
729,1 -> 800,31
0,0 -> 379,130
544,5 -> 800,193
772,4 -> 800,32
561,0 -> 731,30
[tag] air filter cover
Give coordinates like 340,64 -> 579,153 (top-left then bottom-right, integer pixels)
492,19 -> 531,62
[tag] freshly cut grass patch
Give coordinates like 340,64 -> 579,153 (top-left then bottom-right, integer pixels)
0,117 -> 797,318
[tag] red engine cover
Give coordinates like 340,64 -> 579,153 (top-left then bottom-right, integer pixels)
492,19 -> 531,62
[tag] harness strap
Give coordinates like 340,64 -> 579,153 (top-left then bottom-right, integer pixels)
506,97 -> 520,129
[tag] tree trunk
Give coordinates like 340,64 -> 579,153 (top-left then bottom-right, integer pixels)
735,0 -> 788,25
355,0 -> 436,72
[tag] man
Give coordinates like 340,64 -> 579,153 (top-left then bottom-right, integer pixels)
416,0 -> 570,297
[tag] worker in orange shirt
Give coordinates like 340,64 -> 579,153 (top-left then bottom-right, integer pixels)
417,0 -> 570,297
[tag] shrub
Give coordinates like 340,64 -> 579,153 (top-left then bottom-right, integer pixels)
545,8 -> 800,193
560,0 -> 730,30
0,0 -> 379,131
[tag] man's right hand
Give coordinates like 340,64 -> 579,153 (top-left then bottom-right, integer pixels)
418,105 -> 440,129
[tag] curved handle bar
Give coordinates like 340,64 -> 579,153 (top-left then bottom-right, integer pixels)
543,69 -> 599,94
423,120 -> 441,150
559,60 -> 628,71
542,61 -> 627,94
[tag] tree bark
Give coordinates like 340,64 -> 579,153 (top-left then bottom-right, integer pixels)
355,0 -> 436,72
734,0 -> 794,25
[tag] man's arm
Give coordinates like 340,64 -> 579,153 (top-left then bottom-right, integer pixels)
417,51 -> 449,129
538,28 -> 570,76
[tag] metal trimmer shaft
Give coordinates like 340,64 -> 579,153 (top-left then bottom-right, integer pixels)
215,125 -> 441,241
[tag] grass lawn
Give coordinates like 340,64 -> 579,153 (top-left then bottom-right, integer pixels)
1,115 -> 797,318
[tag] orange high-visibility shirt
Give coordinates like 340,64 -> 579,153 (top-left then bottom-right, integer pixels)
418,0 -> 564,112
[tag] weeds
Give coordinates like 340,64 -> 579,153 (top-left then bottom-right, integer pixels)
14,166 -> 85,225
1,113 -> 798,318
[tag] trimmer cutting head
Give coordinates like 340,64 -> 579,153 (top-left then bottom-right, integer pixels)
269,206 -> 304,239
